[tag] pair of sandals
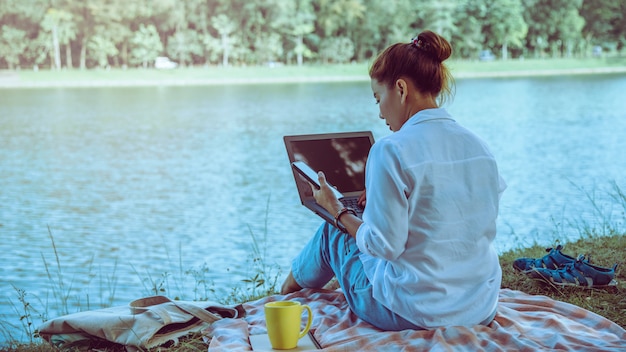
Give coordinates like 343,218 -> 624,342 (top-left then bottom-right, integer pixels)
513,245 -> 619,288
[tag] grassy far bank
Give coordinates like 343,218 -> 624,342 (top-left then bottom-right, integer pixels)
1,57 -> 626,88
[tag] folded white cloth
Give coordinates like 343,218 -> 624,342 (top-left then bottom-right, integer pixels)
39,295 -> 244,350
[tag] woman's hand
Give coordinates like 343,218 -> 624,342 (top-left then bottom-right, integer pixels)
313,171 -> 364,238
357,189 -> 366,208
312,171 -> 343,215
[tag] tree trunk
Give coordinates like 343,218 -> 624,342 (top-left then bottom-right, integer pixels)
80,37 -> 87,70
52,25 -> 61,70
296,35 -> 303,66
65,43 -> 73,69
121,41 -> 128,68
565,39 -> 572,57
221,33 -> 229,66
502,41 -> 508,60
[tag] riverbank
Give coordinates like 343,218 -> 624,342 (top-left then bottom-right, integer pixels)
1,57 -> 626,88
3,233 -> 623,351
3,182 -> 625,349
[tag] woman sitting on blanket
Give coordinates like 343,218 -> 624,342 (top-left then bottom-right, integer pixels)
281,30 -> 506,331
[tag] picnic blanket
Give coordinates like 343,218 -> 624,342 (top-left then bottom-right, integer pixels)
204,288 -> 626,351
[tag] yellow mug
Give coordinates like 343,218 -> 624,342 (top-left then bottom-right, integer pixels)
264,301 -> 313,350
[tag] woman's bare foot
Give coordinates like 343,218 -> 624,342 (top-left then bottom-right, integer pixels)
280,271 -> 303,294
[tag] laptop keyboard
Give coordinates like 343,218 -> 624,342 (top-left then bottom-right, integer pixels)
340,198 -> 364,216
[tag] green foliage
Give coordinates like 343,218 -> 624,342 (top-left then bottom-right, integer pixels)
523,0 -> 587,58
253,32 -> 284,64
87,35 -> 119,69
320,37 -> 355,63
0,25 -> 27,69
278,0 -> 315,65
211,14 -> 236,66
452,1 -> 485,58
40,8 -> 76,69
6,285 -> 42,345
129,24 -> 163,68
581,0 -> 624,48
488,0 -> 528,58
1,0 -> 625,69
166,29 -> 203,67
200,34 -> 221,65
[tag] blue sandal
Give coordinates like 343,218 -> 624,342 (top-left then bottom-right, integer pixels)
512,245 -> 579,272
526,255 -> 619,288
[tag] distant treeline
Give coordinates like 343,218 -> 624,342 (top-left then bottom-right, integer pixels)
0,0 -> 624,70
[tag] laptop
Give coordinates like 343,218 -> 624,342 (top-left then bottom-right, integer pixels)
283,131 -> 375,227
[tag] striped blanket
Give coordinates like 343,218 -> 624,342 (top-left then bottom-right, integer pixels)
203,288 -> 625,351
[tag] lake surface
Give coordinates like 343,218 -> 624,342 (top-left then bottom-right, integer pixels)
1,75 -> 625,343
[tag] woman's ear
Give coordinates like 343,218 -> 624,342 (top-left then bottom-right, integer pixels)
395,78 -> 409,104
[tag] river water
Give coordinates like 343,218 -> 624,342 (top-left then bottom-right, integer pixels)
1,74 -> 625,343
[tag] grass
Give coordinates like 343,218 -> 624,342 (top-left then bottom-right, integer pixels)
2,57 -> 626,88
1,185 -> 624,351
0,198 -> 282,352
500,181 -> 626,328
449,56 -> 626,75
500,234 -> 625,327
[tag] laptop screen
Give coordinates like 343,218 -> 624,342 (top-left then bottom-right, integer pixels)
284,132 -> 373,194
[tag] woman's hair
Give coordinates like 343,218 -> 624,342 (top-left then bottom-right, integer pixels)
369,30 -> 454,105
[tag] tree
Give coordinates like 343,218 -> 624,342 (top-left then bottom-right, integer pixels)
166,29 -> 203,67
613,2 -> 626,51
314,0 -> 365,37
87,33 -> 118,68
523,0 -> 585,58
319,36 -> 354,63
182,0 -> 214,65
65,0 -> 130,69
452,0 -> 487,59
129,24 -> 162,68
231,0 -> 294,64
211,14 -> 236,66
253,32 -> 283,64
281,0 -> 315,66
353,0 -> 415,61
0,0 -> 47,68
0,0 -> 624,68
484,0 -> 527,60
414,0 -> 456,40
0,0 -> 47,30
41,8 -> 76,69
118,0 -> 176,67
23,32 -> 52,68
311,0 -> 366,63
559,4 -> 585,57
0,25 -> 28,69
581,0 -> 621,47
201,34 -> 221,65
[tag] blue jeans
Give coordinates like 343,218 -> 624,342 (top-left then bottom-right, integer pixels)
291,222 -> 497,330
291,222 -> 422,331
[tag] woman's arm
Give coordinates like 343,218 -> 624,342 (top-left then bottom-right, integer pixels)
355,140 -> 410,260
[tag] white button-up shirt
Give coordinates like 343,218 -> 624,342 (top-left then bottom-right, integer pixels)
356,108 -> 506,328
